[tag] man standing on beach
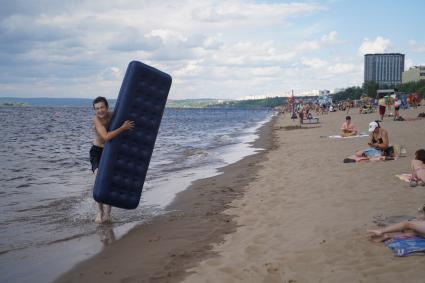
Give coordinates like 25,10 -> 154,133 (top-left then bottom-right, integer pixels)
378,97 -> 386,121
90,96 -> 134,224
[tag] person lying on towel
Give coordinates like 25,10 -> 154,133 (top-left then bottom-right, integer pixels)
340,115 -> 358,137
355,121 -> 394,158
367,205 -> 425,242
410,149 -> 425,187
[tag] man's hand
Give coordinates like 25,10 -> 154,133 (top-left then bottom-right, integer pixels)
121,120 -> 135,130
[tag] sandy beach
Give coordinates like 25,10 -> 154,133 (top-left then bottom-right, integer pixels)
57,107 -> 425,283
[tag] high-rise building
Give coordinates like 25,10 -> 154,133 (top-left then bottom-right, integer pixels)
364,53 -> 405,87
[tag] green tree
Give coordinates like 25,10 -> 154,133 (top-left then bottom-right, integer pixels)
363,81 -> 379,98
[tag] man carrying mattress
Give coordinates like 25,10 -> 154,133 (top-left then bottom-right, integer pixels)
91,96 -> 134,224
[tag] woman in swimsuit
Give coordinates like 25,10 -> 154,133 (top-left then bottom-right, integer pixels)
356,121 -> 393,158
410,149 -> 425,187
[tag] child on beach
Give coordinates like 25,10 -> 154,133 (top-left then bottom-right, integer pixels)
91,96 -> 134,224
367,205 -> 425,242
410,149 -> 425,187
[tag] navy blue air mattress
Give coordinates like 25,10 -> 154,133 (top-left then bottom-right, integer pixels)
93,61 -> 172,209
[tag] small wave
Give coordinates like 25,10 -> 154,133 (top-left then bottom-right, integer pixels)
182,147 -> 209,157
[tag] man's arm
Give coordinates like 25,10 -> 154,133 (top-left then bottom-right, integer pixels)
94,117 -> 134,142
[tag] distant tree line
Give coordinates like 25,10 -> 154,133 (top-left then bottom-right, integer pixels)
396,80 -> 425,96
208,97 -> 286,109
332,80 -> 425,102
332,86 -> 364,102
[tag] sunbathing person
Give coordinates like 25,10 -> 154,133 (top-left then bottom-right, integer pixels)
340,116 -> 357,137
367,206 -> 425,242
355,121 -> 393,158
410,149 -> 425,187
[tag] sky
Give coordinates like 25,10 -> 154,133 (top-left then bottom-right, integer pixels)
0,0 -> 424,100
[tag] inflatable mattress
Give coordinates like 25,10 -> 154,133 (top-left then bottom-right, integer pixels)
93,61 -> 172,209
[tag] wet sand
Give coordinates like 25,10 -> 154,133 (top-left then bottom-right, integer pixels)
57,107 -> 425,283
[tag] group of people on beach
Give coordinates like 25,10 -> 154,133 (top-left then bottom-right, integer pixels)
339,114 -> 425,242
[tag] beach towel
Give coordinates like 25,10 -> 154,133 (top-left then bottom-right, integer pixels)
396,173 -> 412,183
385,236 -> 425,257
327,133 -> 368,139
343,154 -> 394,163
405,117 -> 423,121
93,61 -> 172,209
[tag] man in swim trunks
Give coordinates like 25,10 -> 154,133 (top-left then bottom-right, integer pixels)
91,96 -> 134,224
394,97 -> 401,121
340,115 -> 357,137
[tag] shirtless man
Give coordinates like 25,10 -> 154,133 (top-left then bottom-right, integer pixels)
90,96 -> 134,224
340,115 -> 357,137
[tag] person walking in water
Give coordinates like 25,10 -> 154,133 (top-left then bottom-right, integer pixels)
90,96 -> 134,224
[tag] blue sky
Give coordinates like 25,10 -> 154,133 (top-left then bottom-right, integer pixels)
0,0 -> 424,99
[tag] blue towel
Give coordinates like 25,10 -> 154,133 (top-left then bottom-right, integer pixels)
93,61 -> 172,209
385,236 -> 425,256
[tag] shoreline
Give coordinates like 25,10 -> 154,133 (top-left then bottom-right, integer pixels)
55,115 -> 277,282
181,107 -> 425,282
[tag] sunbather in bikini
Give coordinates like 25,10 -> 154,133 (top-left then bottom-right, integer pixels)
410,149 -> 425,187
355,121 -> 393,159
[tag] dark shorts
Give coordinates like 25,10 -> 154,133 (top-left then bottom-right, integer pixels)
383,146 -> 394,157
89,145 -> 103,172
379,105 -> 386,115
395,106 -> 400,111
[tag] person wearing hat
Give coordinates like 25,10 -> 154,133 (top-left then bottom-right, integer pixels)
340,116 -> 357,137
356,121 -> 393,158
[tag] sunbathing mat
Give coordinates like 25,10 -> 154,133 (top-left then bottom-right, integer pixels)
396,173 -> 412,183
385,236 -> 425,257
327,133 -> 369,139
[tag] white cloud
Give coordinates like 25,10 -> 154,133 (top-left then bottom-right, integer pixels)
409,40 -> 425,53
301,58 -> 328,69
296,31 -> 343,52
405,58 -> 414,69
296,41 -> 321,52
358,36 -> 391,55
173,60 -> 204,77
321,31 -> 344,45
0,1 -> 408,100
97,67 -> 122,81
327,63 -> 355,74
248,66 -> 281,77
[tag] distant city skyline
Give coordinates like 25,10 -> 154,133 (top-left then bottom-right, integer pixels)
0,0 -> 424,100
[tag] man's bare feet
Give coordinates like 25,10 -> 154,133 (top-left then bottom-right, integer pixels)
367,229 -> 383,237
103,214 -> 112,223
95,212 -> 103,224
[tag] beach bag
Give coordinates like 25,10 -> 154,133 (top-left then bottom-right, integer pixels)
393,144 -> 407,158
